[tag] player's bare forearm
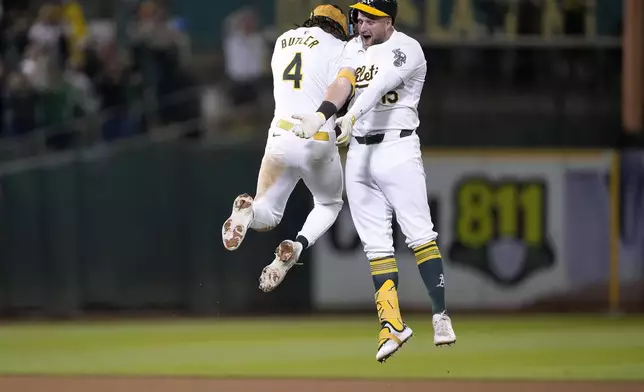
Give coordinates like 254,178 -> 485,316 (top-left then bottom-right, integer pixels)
324,76 -> 354,110
312,67 -> 356,121
349,70 -> 402,121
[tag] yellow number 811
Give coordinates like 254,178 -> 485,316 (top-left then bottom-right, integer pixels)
455,179 -> 547,248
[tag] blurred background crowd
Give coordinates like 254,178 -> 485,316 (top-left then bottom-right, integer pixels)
0,0 -> 634,157
0,0 -> 198,155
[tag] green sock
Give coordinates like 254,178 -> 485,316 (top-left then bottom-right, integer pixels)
414,241 -> 446,314
370,256 -> 399,291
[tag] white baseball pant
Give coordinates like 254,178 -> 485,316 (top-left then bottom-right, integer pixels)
250,126 -> 344,246
345,131 -> 438,260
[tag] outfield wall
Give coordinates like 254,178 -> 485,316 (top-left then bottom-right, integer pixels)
313,149 -> 644,313
0,144 -> 641,317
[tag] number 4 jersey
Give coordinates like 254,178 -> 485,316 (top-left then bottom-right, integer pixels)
271,26 -> 356,132
344,31 -> 426,137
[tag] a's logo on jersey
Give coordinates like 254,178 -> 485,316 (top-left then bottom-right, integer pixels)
355,64 -> 379,88
392,48 -> 406,67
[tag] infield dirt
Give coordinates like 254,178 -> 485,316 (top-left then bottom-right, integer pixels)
0,376 -> 642,392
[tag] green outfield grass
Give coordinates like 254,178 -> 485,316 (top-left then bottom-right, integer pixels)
0,315 -> 642,381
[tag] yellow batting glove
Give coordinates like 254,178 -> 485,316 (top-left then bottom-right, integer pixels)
334,113 -> 355,147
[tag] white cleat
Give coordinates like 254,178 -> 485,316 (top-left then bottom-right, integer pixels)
258,240 -> 303,292
222,194 -> 254,251
433,311 -> 456,346
376,322 -> 413,363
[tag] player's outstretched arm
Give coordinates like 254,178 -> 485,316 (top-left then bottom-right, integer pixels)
292,67 -> 356,139
345,69 -> 402,123
334,69 -> 402,146
335,43 -> 425,146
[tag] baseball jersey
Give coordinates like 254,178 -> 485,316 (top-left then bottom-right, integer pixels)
271,26 -> 356,133
344,30 -> 426,136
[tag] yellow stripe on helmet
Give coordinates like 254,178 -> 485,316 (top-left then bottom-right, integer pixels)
349,3 -> 389,17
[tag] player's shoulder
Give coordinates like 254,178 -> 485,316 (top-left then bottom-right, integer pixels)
276,26 -> 315,39
325,33 -> 349,50
387,31 -> 425,67
274,29 -> 293,49
276,27 -> 296,41
391,31 -> 423,54
344,36 -> 363,52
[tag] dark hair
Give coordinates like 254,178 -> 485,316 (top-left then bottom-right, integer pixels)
298,5 -> 348,41
301,16 -> 347,41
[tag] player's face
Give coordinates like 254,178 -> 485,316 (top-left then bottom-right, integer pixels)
356,12 -> 390,47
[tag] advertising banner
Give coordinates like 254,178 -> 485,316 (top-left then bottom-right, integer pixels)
312,150 -> 615,311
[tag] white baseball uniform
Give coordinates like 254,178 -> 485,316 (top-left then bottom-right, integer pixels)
250,26 -> 355,246
343,30 -> 438,260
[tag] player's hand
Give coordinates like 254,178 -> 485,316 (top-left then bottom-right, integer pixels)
291,112 -> 326,139
334,113 -> 355,147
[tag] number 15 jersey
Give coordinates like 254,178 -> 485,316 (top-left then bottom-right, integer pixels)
344,31 -> 426,136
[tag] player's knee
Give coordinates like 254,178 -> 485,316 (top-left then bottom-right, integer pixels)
263,212 -> 283,229
250,199 -> 283,231
251,213 -> 282,232
327,198 -> 344,215
315,198 -> 343,216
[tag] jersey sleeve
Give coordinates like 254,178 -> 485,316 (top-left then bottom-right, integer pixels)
346,41 -> 424,122
379,40 -> 425,84
346,67 -> 402,122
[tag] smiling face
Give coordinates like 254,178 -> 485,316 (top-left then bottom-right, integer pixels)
356,11 -> 392,48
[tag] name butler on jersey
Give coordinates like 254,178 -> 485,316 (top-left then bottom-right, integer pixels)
271,6 -> 355,135
279,34 -> 320,50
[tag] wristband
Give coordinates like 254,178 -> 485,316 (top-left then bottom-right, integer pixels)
316,101 -> 338,120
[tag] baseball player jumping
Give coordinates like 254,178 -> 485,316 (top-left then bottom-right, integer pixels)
298,0 -> 456,363
221,5 -> 357,293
